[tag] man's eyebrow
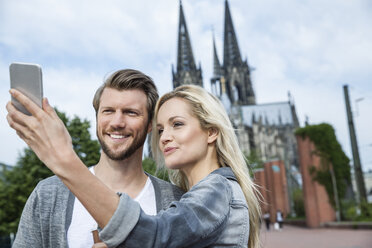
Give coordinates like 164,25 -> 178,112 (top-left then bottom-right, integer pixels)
100,106 -> 143,112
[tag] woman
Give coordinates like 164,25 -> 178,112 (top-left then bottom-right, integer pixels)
151,85 -> 261,247
8,85 -> 261,247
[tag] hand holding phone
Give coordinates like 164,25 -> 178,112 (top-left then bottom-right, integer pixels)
9,62 -> 43,115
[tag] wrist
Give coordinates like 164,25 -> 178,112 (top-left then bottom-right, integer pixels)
52,149 -> 83,179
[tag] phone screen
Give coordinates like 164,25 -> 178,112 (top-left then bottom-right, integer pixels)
9,62 -> 43,115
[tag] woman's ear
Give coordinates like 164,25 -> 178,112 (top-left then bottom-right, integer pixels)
207,127 -> 218,144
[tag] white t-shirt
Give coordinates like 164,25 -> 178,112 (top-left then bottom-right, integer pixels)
67,167 -> 157,248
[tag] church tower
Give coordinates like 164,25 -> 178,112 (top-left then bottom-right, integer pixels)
220,0 -> 255,105
211,34 -> 223,96
172,0 -> 203,88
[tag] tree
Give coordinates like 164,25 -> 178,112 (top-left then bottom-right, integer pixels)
295,123 -> 352,215
292,188 -> 305,217
245,149 -> 264,170
245,150 -> 264,178
0,109 -> 100,235
142,157 -> 169,182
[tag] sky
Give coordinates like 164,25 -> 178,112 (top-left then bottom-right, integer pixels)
0,0 -> 371,172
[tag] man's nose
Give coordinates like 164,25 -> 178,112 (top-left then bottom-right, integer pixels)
110,112 -> 126,128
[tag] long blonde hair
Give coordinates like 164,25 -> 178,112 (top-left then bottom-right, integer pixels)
151,85 -> 261,248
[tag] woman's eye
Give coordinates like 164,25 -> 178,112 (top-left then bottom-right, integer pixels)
158,129 -> 163,135
173,122 -> 183,127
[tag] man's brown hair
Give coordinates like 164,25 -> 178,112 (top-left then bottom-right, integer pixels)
93,69 -> 159,123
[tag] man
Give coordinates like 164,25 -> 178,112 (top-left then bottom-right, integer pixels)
11,69 -> 184,247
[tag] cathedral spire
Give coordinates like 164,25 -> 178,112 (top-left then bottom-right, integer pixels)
177,0 -> 196,72
219,0 -> 255,105
172,0 -> 203,88
223,0 -> 242,68
213,33 -> 222,79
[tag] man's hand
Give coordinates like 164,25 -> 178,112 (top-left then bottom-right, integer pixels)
6,89 -> 76,174
92,243 -> 108,248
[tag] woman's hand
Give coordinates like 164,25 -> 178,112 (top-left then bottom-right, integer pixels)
7,89 -> 119,229
6,89 -> 77,174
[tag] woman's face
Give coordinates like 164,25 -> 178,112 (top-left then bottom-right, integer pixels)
156,97 -> 210,170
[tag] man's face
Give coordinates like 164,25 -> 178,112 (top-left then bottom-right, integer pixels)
96,87 -> 150,161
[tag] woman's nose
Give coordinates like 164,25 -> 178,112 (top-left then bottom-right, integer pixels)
160,128 -> 172,145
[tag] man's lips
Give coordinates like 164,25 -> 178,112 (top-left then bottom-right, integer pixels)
107,133 -> 130,140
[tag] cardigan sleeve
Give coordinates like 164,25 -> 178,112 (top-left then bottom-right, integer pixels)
12,185 -> 43,247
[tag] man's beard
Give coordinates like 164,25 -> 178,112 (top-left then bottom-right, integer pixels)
97,128 -> 148,161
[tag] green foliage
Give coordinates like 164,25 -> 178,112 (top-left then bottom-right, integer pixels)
342,199 -> 359,221
292,188 -> 305,217
245,150 -> 264,176
247,150 -> 264,169
343,200 -> 372,221
62,111 -> 100,167
142,157 -> 169,182
0,109 -> 100,235
295,123 -> 351,210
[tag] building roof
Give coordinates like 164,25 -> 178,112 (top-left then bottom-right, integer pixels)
240,101 -> 295,126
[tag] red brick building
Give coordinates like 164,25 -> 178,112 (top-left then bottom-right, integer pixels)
254,160 -> 290,223
296,136 -> 336,227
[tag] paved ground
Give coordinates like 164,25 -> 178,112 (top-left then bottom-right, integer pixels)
260,224 -> 372,248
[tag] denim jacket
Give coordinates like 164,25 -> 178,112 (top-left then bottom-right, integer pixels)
100,167 -> 250,247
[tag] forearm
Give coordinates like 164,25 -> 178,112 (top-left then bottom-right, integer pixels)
53,152 -> 119,228
101,176 -> 230,247
6,90 -> 119,228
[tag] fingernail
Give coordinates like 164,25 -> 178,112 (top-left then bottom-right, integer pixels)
9,89 -> 15,95
45,98 -> 49,105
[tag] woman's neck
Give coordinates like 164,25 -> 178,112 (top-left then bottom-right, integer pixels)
182,147 -> 220,188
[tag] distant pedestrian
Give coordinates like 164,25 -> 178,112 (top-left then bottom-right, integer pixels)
276,210 -> 284,230
263,212 -> 270,231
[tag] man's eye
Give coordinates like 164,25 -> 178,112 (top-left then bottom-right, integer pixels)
126,111 -> 138,116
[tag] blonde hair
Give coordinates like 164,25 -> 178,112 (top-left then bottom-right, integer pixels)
151,85 -> 261,248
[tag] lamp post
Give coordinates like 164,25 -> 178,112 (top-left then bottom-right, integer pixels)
343,85 -> 367,203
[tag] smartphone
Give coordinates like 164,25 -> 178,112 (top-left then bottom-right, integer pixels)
9,62 -> 43,115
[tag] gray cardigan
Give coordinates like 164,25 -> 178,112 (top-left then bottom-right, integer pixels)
12,173 -> 183,248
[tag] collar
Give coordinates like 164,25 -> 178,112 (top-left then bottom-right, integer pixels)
210,167 -> 237,181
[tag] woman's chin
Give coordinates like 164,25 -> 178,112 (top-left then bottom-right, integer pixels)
165,162 -> 183,170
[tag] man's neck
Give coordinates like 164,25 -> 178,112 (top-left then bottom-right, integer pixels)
93,150 -> 148,199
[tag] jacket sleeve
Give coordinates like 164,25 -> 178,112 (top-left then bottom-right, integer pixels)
99,175 -> 231,248
12,186 -> 43,248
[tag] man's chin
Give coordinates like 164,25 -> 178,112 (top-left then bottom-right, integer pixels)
104,145 -> 143,161
104,149 -> 130,161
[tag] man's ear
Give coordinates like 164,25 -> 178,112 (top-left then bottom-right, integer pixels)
207,127 -> 218,144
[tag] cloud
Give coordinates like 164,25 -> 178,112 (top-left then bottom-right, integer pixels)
0,0 -> 371,171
